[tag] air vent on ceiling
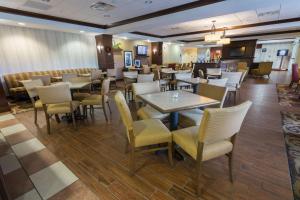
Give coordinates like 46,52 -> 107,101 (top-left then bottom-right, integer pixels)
90,1 -> 115,12
23,0 -> 52,11
257,10 -> 280,17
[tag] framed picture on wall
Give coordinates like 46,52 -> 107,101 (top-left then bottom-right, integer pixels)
134,59 -> 141,68
124,51 -> 133,68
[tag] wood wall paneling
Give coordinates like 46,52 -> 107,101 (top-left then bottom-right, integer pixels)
0,81 -> 9,113
151,42 -> 163,65
95,34 -> 114,70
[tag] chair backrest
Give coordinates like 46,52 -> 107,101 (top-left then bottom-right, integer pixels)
292,64 -> 299,82
258,62 -> 273,74
221,72 -> 243,87
238,69 -> 248,83
69,77 -> 91,83
143,65 -> 151,74
237,62 -> 248,70
198,101 -> 252,144
107,69 -> 116,77
62,73 -> 77,82
207,68 -> 221,75
91,69 -> 103,80
123,71 -> 138,78
114,91 -> 133,141
198,69 -> 205,78
175,72 -> 192,80
132,81 -> 160,100
137,74 -> 154,83
31,75 -> 51,86
153,68 -> 161,80
198,83 -> 228,108
101,79 -> 110,96
161,68 -> 173,73
23,79 -> 44,98
37,83 -> 72,104
208,78 -> 228,87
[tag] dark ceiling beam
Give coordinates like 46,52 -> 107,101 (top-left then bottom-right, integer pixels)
179,29 -> 300,43
0,6 -> 107,29
107,0 -> 224,28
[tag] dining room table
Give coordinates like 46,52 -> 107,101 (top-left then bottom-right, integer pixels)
137,90 -> 219,130
176,77 -> 207,93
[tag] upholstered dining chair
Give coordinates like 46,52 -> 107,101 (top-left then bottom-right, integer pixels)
62,73 -> 77,82
81,79 -> 111,122
289,64 -> 299,89
175,72 -> 192,90
132,81 -> 169,120
251,62 -> 273,78
222,72 -> 243,105
208,78 -> 228,87
179,83 -> 228,127
173,101 -> 252,195
137,74 -> 154,83
107,68 -> 117,88
91,69 -> 103,89
206,68 -> 222,79
123,71 -> 138,101
142,65 -> 151,74
37,83 -> 80,134
23,79 -> 44,124
69,77 -> 91,101
153,68 -> 168,91
31,75 -> 51,86
114,91 -> 172,175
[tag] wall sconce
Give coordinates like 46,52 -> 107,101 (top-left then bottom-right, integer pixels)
97,45 -> 104,53
153,48 -> 157,55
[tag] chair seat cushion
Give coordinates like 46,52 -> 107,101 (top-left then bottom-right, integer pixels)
173,126 -> 233,160
34,99 -> 43,108
81,95 -> 107,106
9,87 -> 26,93
47,101 -> 80,114
73,93 -> 91,101
133,119 -> 171,147
137,105 -> 169,120
179,109 -> 204,127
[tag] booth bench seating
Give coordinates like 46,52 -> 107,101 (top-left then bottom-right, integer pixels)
3,68 -> 96,96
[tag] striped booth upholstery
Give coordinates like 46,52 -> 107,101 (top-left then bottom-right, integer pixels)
3,68 -> 96,96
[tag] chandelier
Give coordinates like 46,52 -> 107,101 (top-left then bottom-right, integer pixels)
204,20 -> 221,42
217,27 -> 231,45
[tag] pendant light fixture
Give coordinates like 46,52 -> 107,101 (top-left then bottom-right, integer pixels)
204,20 -> 221,42
217,27 -> 231,45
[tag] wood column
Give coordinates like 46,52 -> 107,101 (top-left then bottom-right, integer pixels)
151,42 -> 163,65
95,34 -> 114,70
0,81 -> 10,113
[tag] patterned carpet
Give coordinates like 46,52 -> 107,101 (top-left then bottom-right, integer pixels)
278,84 -> 300,200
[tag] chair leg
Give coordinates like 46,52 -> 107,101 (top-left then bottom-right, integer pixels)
129,147 -> 135,176
233,92 -> 237,105
107,102 -> 112,114
55,114 -> 60,123
103,106 -> 108,122
228,152 -> 234,183
168,142 -> 173,167
124,139 -> 129,153
45,113 -> 51,135
195,160 -> 202,196
34,108 -> 38,124
71,112 -> 77,130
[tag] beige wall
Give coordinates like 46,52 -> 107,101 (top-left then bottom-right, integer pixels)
113,38 -> 151,78
163,43 -> 181,64
182,47 -> 198,63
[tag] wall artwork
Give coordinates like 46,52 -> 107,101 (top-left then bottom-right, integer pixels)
124,51 -> 133,68
134,59 -> 141,68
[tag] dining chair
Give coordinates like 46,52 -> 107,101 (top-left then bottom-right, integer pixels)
153,68 -> 168,91
179,83 -> 228,127
123,71 -> 138,101
23,79 -> 44,124
137,74 -> 154,83
173,101 -> 252,195
69,77 -> 91,101
132,81 -> 169,120
81,79 -> 111,121
91,69 -> 103,89
62,73 -> 77,82
206,68 -> 222,79
107,68 -> 117,88
208,78 -> 228,87
142,65 -> 151,74
114,91 -> 172,175
222,72 -> 243,104
198,69 -> 205,79
175,72 -> 192,90
289,64 -> 300,89
37,83 -> 80,134
31,75 -> 51,86
251,62 -> 273,78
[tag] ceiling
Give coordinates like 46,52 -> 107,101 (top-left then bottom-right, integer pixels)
0,0 -> 300,44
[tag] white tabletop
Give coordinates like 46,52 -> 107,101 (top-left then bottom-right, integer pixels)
138,90 -> 219,113
124,75 -> 138,79
53,82 -> 91,90
177,77 -> 207,85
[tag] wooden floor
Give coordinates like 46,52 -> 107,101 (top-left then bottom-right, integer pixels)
15,71 -> 293,200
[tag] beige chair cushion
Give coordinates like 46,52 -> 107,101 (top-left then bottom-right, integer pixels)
34,100 -> 43,108
47,101 -> 80,114
137,105 -> 169,120
73,92 -> 91,101
133,119 -> 171,148
179,109 -> 204,127
81,95 -> 108,106
173,126 -> 233,160
9,87 -> 26,93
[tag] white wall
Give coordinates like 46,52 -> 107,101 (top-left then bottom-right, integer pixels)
254,42 -> 293,69
197,47 -> 210,62
163,43 -> 181,64
0,25 -> 98,76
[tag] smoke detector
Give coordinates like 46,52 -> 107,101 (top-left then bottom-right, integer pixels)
90,1 -> 115,12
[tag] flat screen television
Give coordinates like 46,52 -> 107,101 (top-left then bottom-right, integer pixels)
277,49 -> 289,56
229,46 -> 246,57
136,45 -> 148,56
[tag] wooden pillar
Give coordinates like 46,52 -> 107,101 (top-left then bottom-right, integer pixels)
0,81 -> 10,113
151,42 -> 163,65
95,34 -> 114,70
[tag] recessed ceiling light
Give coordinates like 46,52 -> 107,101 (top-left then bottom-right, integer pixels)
80,30 -> 85,33
123,37 -> 127,40
18,22 -> 26,26
147,39 -> 151,42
